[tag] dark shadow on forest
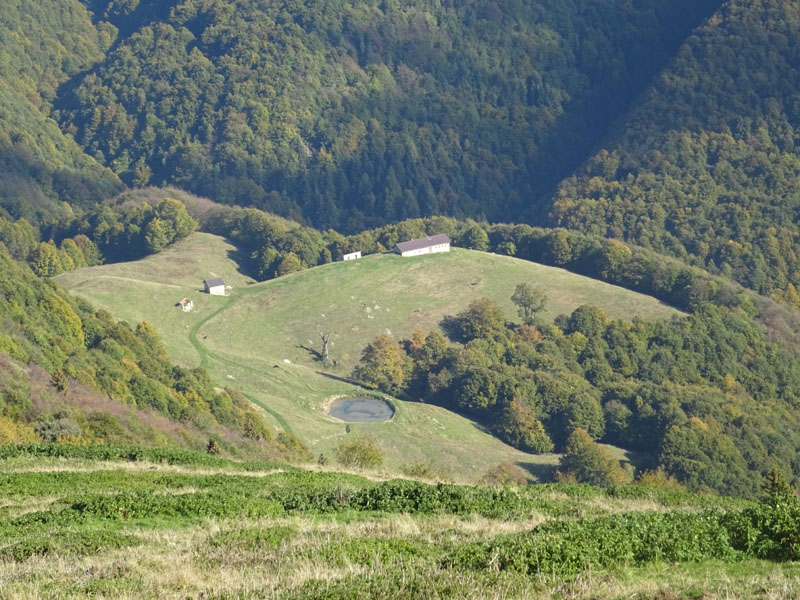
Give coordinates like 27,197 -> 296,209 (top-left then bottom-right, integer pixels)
439,314 -> 462,342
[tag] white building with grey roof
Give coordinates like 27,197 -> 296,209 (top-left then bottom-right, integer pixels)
394,234 -> 451,257
204,277 -> 226,295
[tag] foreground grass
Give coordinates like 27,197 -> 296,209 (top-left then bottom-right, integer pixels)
56,233 -> 675,479
1,449 -> 796,599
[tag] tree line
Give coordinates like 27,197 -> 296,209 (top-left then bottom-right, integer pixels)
352,289 -> 800,497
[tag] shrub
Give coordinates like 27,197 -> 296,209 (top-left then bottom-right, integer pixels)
277,431 -> 313,461
479,463 -> 529,486
334,435 -> 384,469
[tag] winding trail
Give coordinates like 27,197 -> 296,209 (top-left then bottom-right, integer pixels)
187,289 -> 293,433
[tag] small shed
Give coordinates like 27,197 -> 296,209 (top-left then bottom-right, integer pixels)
177,298 -> 194,312
394,234 -> 451,257
204,277 -> 226,295
343,251 -> 362,261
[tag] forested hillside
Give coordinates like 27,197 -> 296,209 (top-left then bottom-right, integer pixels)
354,299 -> 800,497
53,0 -> 718,231
8,0 -> 800,302
0,0 -> 121,222
553,0 -> 800,300
0,242 -> 297,458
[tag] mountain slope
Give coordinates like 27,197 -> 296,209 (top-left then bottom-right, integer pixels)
53,0 -> 719,230
0,0 -> 121,222
0,241 -> 284,458
552,0 -> 800,299
56,232 -> 681,478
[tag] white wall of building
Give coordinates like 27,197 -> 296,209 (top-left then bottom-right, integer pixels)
207,285 -> 225,296
343,251 -> 362,260
400,243 -> 450,257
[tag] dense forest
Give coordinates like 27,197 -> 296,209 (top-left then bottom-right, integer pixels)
55,0 -> 720,232
1,0 -> 720,228
554,0 -> 800,300
0,0 -> 121,222
353,296 -> 800,497
8,0 -> 800,301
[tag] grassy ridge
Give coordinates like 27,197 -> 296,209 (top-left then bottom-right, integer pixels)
0,448 -> 797,599
57,233 -> 677,479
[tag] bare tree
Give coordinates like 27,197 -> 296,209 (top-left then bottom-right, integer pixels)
317,324 -> 335,367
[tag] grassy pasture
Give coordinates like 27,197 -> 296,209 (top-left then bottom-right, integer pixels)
0,452 -> 796,600
57,233 -> 678,479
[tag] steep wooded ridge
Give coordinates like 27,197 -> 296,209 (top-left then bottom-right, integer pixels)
554,0 -> 800,300
49,0 -> 717,230
0,0 -> 122,221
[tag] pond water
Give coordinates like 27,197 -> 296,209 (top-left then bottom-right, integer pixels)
328,397 -> 395,422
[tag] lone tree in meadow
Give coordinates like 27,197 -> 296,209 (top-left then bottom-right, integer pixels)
316,324 -> 334,367
511,283 -> 547,325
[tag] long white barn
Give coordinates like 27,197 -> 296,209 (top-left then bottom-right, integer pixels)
394,234 -> 451,257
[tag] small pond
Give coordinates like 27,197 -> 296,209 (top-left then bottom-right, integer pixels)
328,396 -> 395,422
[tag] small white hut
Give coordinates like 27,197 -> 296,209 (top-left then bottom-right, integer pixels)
204,278 -> 226,295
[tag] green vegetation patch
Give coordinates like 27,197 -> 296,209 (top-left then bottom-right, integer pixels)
0,528 -> 141,562
206,525 -> 297,553
315,537 -> 443,568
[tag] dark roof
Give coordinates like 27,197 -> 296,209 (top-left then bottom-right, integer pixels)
395,234 -> 451,253
204,277 -> 225,288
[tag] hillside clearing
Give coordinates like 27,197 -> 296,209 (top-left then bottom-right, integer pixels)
57,233 -> 678,479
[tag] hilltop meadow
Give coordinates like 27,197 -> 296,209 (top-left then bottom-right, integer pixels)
57,232 -> 678,479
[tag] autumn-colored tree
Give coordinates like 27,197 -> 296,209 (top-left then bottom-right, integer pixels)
275,252 -> 303,277
155,197 -> 197,239
352,334 -> 408,394
29,242 -> 63,277
454,298 -> 507,341
206,438 -> 222,455
143,217 -> 171,253
495,399 -> 553,453
42,293 -> 85,347
51,369 -> 69,395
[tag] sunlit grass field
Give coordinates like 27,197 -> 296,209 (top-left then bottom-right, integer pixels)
57,233 -> 678,480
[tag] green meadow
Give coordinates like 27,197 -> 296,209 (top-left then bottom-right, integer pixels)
57,233 -> 679,479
